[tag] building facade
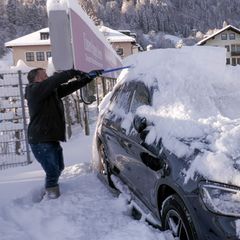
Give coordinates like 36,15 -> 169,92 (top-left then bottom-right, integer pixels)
5,27 -> 139,69
197,25 -> 240,66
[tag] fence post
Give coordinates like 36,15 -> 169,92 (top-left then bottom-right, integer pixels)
63,97 -> 72,139
101,77 -> 107,97
73,91 -> 83,126
83,103 -> 90,136
18,70 -> 32,164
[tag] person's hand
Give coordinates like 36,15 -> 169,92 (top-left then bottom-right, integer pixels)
87,69 -> 104,78
72,69 -> 87,78
67,69 -> 87,78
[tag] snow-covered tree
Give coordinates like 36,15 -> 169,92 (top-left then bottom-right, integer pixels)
2,0 -> 240,58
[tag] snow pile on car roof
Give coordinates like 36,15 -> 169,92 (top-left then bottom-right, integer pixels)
118,46 -> 240,186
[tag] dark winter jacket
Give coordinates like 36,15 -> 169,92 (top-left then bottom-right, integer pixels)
25,70 -> 90,144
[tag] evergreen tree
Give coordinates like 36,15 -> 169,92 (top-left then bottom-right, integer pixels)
2,0 -> 240,58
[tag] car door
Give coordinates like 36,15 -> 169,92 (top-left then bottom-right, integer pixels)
104,82 -> 154,197
122,82 -> 165,208
101,82 -> 136,183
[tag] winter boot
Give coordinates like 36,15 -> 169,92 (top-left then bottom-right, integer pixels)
45,186 -> 60,199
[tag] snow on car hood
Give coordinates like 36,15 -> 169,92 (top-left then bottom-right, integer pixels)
113,46 -> 240,187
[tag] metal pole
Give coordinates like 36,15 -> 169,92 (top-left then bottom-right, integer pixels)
18,71 -> 32,164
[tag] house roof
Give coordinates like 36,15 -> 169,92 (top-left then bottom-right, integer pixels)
197,25 -> 240,46
98,26 -> 136,43
5,26 -> 136,48
5,28 -> 50,47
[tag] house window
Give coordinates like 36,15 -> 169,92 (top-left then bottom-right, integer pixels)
225,45 -> 230,52
26,52 -> 34,61
237,58 -> 240,65
46,51 -> 52,59
231,44 -> 236,52
116,48 -> 124,56
36,52 -> 45,61
226,58 -> 230,65
229,33 -> 235,40
231,44 -> 240,52
232,58 -> 237,66
221,33 -> 227,40
231,44 -> 240,56
40,32 -> 49,40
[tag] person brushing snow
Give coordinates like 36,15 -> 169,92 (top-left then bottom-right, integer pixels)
25,68 -> 103,200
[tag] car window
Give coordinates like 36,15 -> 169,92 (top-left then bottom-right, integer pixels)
130,83 -> 150,113
108,83 -> 134,114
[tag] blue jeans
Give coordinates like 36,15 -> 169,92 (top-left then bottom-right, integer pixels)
30,142 -> 64,188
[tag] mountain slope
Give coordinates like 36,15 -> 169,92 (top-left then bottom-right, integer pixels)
1,0 -> 240,57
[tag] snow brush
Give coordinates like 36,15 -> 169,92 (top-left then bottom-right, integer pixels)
88,65 -> 132,77
80,65 -> 132,105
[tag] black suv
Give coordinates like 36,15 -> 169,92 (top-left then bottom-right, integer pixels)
95,56 -> 240,240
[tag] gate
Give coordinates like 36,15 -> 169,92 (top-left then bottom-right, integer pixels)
0,71 -> 31,169
0,71 -> 117,170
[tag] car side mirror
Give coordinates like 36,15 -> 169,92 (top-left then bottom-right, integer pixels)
87,95 -> 96,103
80,88 -> 96,105
133,115 -> 147,133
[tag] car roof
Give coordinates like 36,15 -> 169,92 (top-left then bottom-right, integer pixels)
105,46 -> 240,187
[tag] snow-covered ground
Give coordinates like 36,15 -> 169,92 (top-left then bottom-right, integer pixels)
0,125 -> 173,240
2,1 -> 240,235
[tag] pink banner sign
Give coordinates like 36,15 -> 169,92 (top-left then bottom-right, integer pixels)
69,8 -> 122,78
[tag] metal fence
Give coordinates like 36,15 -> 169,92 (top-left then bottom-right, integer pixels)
0,71 -> 116,170
0,71 -> 31,169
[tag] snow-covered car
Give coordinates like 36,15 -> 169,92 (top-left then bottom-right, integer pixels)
94,46 -> 240,240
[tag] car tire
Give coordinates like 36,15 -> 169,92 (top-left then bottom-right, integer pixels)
161,194 -> 197,240
98,143 -> 115,188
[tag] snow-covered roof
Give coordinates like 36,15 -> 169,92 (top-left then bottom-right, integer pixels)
164,34 -> 181,44
5,26 -> 135,48
197,25 -> 240,46
98,26 -> 136,43
5,28 -> 50,47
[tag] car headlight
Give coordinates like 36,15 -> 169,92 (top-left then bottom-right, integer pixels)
200,182 -> 240,217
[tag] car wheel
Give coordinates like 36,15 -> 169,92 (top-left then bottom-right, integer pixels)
98,143 -> 115,188
161,194 -> 197,240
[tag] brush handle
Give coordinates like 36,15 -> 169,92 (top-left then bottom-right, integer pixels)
88,65 -> 132,77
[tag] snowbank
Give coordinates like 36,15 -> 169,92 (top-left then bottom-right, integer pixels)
10,59 -> 32,71
105,46 -> 240,187
0,126 -> 173,240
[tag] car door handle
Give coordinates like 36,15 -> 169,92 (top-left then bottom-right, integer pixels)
122,140 -> 132,148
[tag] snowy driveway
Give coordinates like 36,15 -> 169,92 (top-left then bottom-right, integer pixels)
0,128 -> 173,240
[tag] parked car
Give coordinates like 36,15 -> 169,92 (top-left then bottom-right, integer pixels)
95,47 -> 240,240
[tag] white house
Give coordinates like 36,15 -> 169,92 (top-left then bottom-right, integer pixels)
5,26 -> 140,68
197,25 -> 240,66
